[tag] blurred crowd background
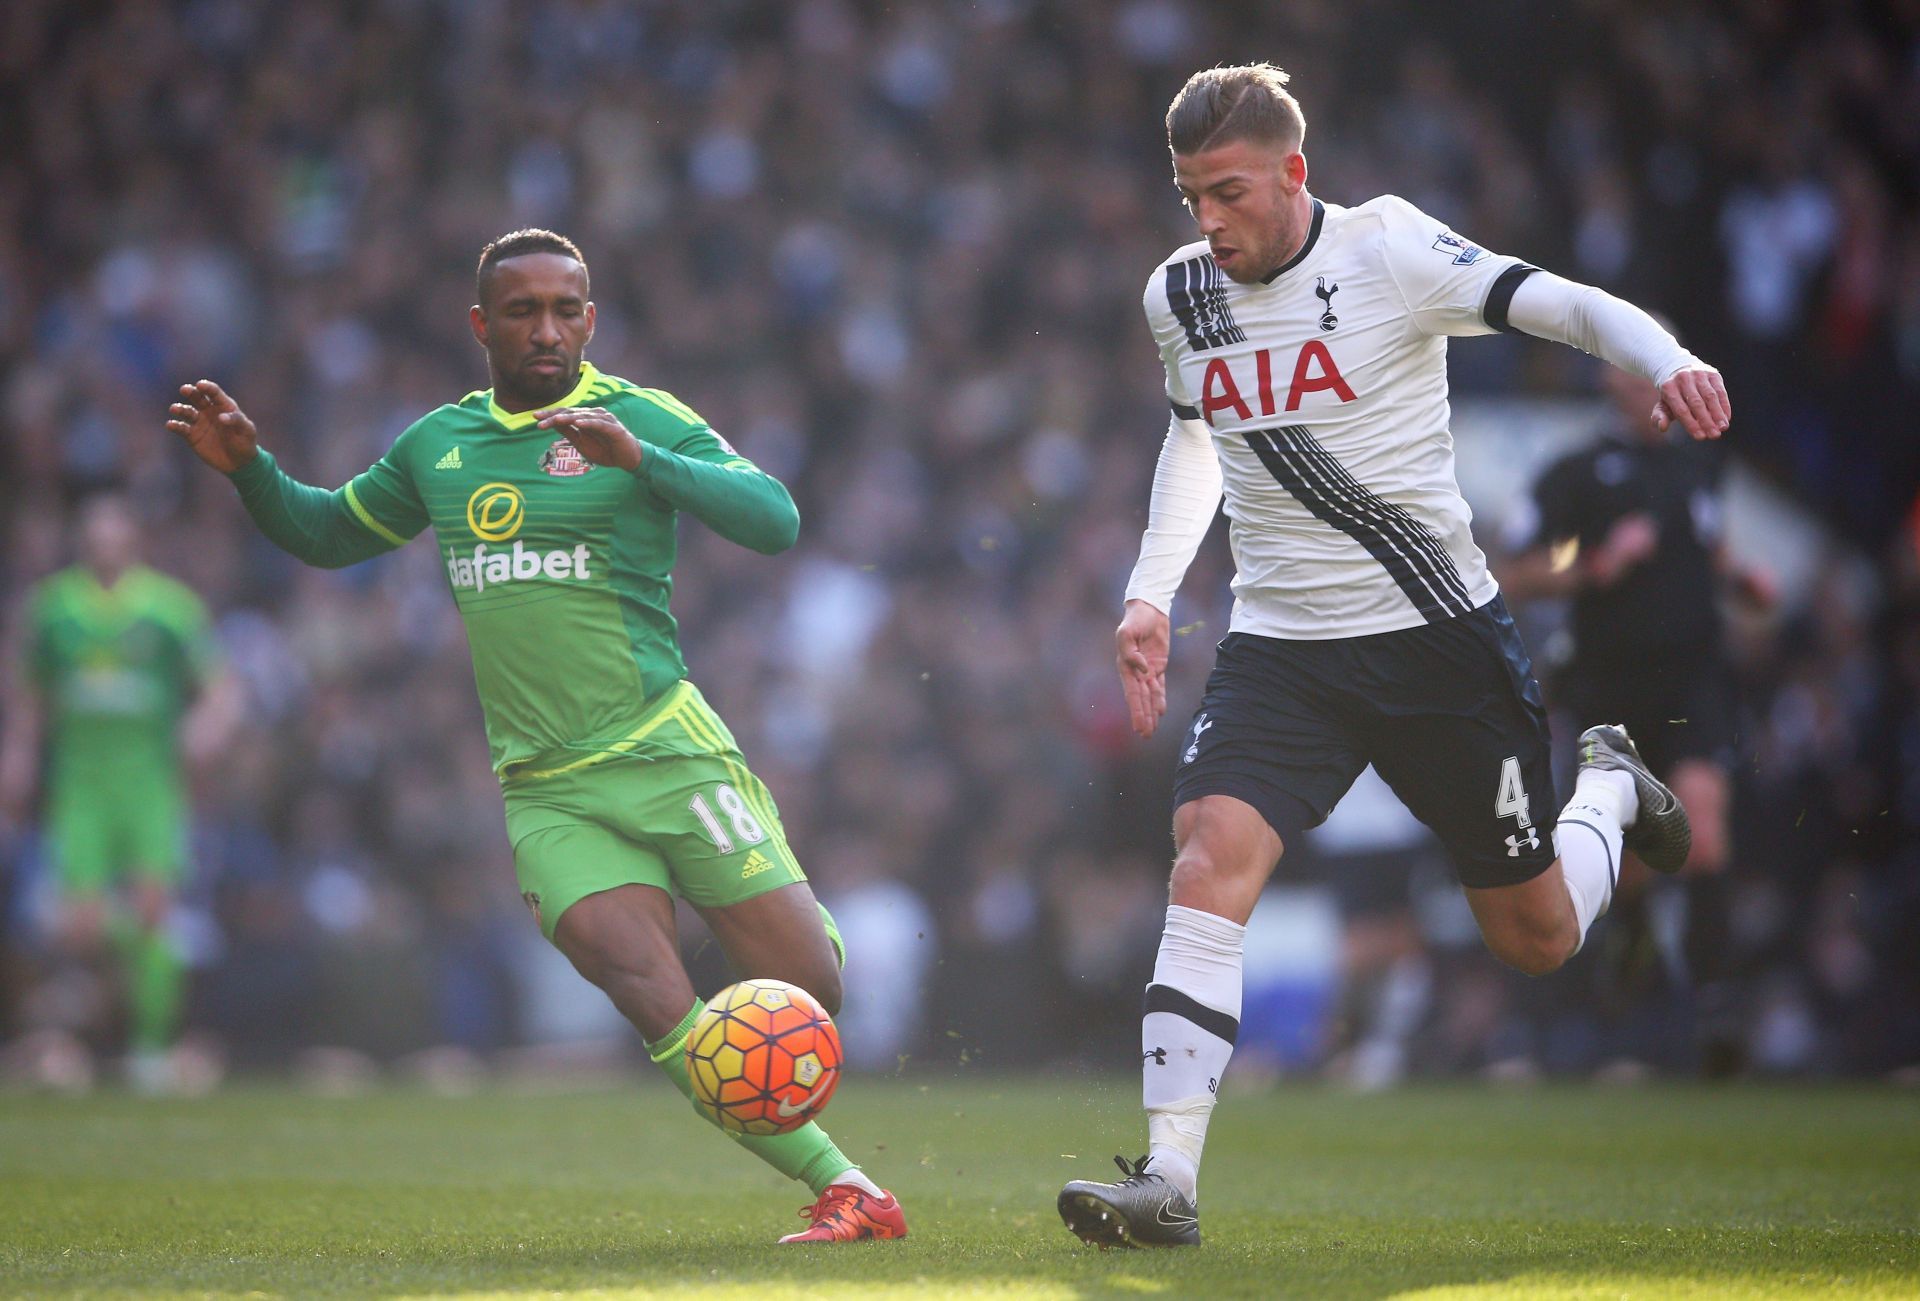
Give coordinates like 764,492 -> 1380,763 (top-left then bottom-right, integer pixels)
1,0 -> 1916,1089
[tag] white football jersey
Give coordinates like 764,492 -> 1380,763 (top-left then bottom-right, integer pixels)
1137,194 -> 1537,639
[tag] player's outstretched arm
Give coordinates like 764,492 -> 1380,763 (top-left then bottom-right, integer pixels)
1503,273 -> 1731,441
167,380 -> 412,569
539,405 -> 800,555
1116,599 -> 1171,739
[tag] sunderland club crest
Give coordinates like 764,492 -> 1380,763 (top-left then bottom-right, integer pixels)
540,439 -> 594,476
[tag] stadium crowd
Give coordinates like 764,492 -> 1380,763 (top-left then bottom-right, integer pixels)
1,0 -> 1916,1084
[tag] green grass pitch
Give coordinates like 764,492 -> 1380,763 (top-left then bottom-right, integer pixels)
1,1075 -> 1914,1297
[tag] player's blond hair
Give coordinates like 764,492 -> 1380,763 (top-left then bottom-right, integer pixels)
1166,64 -> 1307,157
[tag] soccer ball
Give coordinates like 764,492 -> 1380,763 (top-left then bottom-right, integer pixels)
685,979 -> 843,1136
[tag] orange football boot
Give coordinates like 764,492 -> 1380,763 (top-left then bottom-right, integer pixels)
777,1183 -> 909,1244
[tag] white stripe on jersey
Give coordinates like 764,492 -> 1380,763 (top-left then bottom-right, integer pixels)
1128,194 -> 1535,640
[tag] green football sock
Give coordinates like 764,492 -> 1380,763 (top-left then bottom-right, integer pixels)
645,999 -> 855,1195
112,921 -> 184,1053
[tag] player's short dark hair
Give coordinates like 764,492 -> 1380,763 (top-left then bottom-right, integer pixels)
475,229 -> 589,306
1166,64 -> 1307,157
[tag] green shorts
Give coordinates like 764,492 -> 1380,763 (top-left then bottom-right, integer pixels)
502,681 -> 808,939
47,771 -> 187,896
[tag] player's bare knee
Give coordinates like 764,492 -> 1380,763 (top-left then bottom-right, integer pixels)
1515,939 -> 1573,978
804,964 -> 843,1017
763,945 -> 842,1014
1168,844 -> 1220,898
1489,920 -> 1577,977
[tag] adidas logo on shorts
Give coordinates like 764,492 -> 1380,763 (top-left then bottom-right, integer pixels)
740,850 -> 775,879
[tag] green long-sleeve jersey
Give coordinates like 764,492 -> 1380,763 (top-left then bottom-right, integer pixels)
25,565 -> 217,789
227,362 -> 799,779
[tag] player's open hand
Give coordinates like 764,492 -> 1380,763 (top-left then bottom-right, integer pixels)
1116,599 -> 1172,739
536,406 -> 643,472
166,380 -> 259,473
1652,364 -> 1731,441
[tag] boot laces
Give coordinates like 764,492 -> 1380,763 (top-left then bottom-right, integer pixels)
797,1185 -> 863,1225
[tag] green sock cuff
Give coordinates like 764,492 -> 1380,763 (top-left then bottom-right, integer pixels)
797,1142 -> 856,1195
645,999 -> 704,1065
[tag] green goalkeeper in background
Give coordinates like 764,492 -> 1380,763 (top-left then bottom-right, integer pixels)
165,229 -> 905,1245
1,495 -> 238,1091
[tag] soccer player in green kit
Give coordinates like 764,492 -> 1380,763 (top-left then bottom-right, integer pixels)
165,229 -> 907,1244
1,495 -> 235,1091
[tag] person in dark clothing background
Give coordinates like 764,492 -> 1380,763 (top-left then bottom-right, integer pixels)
1503,339 -> 1776,1073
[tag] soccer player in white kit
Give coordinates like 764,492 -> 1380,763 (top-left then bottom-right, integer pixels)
1059,64 -> 1733,1249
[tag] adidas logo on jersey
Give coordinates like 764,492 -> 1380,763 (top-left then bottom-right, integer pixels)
435,447 -> 463,469
445,541 -> 593,593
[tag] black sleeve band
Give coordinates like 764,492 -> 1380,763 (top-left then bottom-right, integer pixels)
1144,982 -> 1240,1045
1170,400 -> 1200,421
1483,263 -> 1540,333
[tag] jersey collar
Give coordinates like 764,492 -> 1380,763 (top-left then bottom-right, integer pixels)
486,361 -> 600,430
72,565 -> 152,619
1260,199 -> 1325,285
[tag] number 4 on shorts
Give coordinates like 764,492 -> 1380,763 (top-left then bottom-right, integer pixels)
1496,755 -> 1539,855
689,784 -> 766,854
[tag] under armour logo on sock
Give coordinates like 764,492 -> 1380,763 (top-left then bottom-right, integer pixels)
1143,1047 -> 1168,1065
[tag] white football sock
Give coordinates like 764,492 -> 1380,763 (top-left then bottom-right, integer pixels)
1556,767 -> 1637,947
831,1168 -> 884,1198
1141,903 -> 1244,1205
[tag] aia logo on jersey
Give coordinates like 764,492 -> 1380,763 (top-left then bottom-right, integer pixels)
1200,342 -> 1356,424
539,439 -> 594,477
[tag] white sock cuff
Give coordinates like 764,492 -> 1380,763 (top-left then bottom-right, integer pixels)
833,1168 -> 884,1198
1163,904 -> 1246,951
1153,905 -> 1246,1020
1572,766 -> 1635,826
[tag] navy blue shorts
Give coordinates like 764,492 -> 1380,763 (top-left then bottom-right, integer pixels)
1171,596 -> 1558,889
